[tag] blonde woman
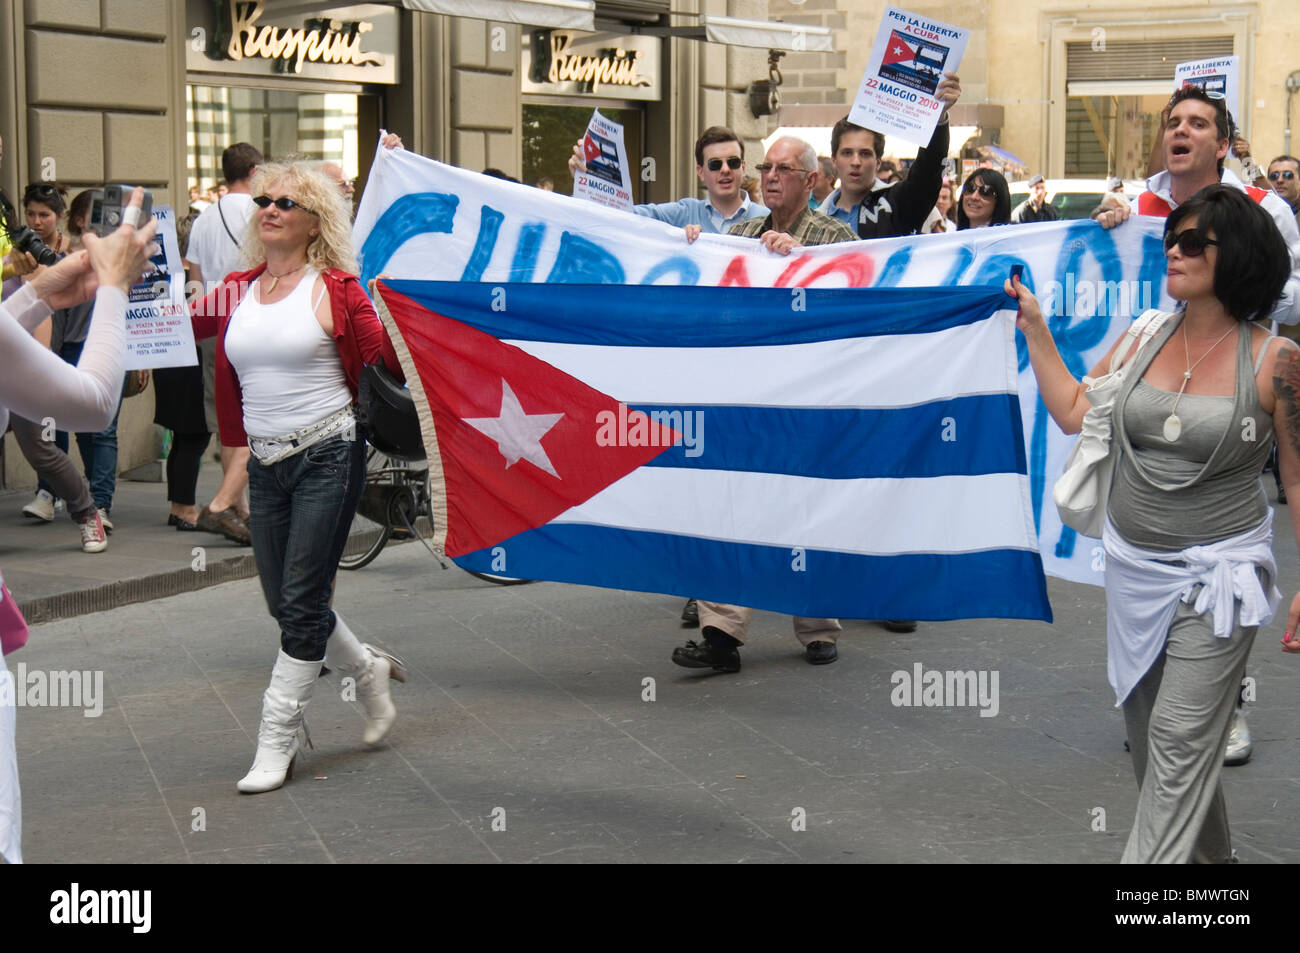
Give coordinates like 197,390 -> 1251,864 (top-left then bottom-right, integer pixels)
190,161 -> 406,793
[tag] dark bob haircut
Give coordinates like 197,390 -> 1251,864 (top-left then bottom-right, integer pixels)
1165,184 -> 1289,322
956,168 -> 1011,229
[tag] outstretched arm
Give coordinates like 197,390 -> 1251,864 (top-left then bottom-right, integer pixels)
1267,339 -> 1300,651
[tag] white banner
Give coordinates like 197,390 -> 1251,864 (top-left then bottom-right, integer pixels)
354,145 -> 1176,586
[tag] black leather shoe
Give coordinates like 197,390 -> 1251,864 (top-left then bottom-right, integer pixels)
881,620 -> 917,633
680,598 -> 700,628
672,639 -> 740,673
805,641 -> 838,664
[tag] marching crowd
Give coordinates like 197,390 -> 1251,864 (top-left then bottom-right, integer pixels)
3,76 -> 1300,865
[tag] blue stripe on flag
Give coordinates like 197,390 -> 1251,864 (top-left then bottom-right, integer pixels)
454,524 -> 1053,622
382,280 -> 1011,347
628,395 -> 1028,478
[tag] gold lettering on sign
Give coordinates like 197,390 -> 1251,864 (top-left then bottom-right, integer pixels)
226,0 -> 385,73
547,34 -> 648,91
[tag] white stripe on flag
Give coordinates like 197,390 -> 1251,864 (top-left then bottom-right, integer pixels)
506,311 -> 1016,407
551,468 -> 1037,555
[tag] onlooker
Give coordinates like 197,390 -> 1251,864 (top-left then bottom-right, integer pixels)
184,142 -> 264,545
1267,155 -> 1300,227
1011,173 -> 1059,223
809,155 -> 835,208
922,180 -> 957,233
671,137 -> 854,673
535,176 -> 555,192
957,169 -> 1012,229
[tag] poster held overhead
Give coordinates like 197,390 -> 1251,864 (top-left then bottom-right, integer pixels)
124,205 -> 197,370
573,109 -> 635,212
849,5 -> 968,148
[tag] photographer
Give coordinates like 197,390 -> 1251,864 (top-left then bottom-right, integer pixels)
0,183 -> 158,865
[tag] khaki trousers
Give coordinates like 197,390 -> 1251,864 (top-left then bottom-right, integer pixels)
697,601 -> 841,646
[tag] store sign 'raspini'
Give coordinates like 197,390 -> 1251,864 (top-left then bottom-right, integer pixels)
222,0 -> 386,74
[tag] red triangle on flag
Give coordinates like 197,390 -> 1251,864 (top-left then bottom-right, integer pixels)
583,135 -> 602,163
376,283 -> 681,557
881,31 -> 916,68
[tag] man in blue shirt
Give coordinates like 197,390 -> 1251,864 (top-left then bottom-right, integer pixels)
569,126 -> 768,238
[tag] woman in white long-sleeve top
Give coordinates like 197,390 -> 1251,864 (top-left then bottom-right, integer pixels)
1009,184 -> 1300,863
0,187 -> 157,864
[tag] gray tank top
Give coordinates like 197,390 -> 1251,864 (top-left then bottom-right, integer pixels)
1108,315 -> 1274,552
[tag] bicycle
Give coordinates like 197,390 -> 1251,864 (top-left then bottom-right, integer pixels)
338,364 -> 531,586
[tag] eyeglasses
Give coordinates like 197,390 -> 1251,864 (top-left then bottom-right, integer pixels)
705,156 -> 743,172
1163,228 -> 1220,257
253,195 -> 314,214
963,182 -> 996,198
1270,170 -> 1297,181
754,163 -> 811,177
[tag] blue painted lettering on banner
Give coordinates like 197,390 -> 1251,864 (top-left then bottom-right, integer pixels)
462,206 -> 505,281
546,232 -> 627,283
874,247 -> 913,287
510,224 -> 546,282
641,256 -> 702,285
359,192 -> 459,286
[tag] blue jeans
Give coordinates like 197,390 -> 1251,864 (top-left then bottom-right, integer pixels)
247,434 -> 365,661
38,340 -> 122,512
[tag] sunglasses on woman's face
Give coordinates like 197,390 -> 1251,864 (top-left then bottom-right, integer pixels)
1163,228 -> 1220,257
963,182 -> 995,198
705,156 -> 743,172
253,195 -> 313,214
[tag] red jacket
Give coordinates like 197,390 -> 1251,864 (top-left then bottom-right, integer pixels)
190,263 -> 405,446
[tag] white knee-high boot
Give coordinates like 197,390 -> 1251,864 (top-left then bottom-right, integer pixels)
237,650 -> 321,794
325,613 -> 406,745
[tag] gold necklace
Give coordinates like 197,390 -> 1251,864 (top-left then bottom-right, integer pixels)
1162,320 -> 1236,442
263,261 -> 306,294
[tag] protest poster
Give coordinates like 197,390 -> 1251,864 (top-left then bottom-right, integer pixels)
124,204 -> 197,370
573,109 -> 635,211
1174,56 -> 1240,129
849,5 -> 969,148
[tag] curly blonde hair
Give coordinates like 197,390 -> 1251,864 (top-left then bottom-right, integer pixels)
242,160 -> 358,274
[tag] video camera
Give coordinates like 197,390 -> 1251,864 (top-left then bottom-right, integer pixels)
88,185 -> 153,237
0,186 -> 59,266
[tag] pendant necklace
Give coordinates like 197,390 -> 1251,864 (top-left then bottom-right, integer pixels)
264,261 -> 306,294
1163,320 -> 1236,442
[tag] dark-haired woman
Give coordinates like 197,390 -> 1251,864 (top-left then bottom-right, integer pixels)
1010,184 -> 1300,863
956,168 -> 1011,229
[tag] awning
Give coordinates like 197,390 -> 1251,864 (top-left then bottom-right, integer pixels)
699,16 -> 834,53
402,0 -> 595,29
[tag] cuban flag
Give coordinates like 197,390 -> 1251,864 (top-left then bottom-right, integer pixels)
881,31 -> 921,69
373,279 -> 1052,623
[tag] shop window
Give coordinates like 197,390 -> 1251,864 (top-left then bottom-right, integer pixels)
522,104 -> 644,197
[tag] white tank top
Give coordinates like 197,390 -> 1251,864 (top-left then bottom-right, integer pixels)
224,268 -> 353,437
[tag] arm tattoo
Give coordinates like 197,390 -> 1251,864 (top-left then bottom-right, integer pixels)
1272,344 -> 1300,457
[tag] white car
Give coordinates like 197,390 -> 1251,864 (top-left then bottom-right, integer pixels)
1007,178 -> 1144,220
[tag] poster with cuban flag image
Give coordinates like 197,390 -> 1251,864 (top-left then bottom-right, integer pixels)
850,5 -> 969,147
372,278 -> 1053,623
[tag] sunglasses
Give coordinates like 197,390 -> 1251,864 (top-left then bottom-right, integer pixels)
1270,170 -> 1296,181
963,182 -> 996,198
253,195 -> 314,214
754,163 -> 811,177
705,156 -> 743,172
1163,228 -> 1220,257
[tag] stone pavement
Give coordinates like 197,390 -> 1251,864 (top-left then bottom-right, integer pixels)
0,458 -> 259,625
9,524 -> 1300,863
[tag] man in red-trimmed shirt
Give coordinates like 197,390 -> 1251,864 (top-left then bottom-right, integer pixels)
1095,85 -> 1300,327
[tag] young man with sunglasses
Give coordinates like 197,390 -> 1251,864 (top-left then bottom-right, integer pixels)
182,141 -> 264,545
818,73 -> 962,240
568,126 -> 767,238
1096,86 -> 1300,328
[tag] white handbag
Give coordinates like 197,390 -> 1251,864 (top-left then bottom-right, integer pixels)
1053,309 -> 1172,538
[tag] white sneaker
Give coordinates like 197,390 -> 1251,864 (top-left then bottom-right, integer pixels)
79,510 -> 108,554
97,508 -> 114,534
1224,709 -> 1252,766
22,489 -> 56,522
